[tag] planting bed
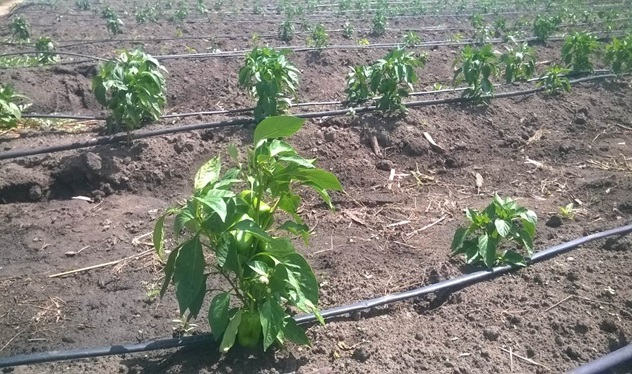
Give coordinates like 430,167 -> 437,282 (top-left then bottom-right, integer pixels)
1,0 -> 632,373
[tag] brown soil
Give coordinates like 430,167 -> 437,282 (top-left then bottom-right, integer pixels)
1,1 -> 632,374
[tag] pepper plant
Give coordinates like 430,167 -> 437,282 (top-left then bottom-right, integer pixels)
103,7 -> 124,35
0,85 -> 27,129
537,64 -> 571,94
75,0 -> 90,10
453,44 -> 499,104
154,116 -> 342,352
92,50 -> 167,134
35,37 -> 59,64
499,42 -> 536,83
342,21 -> 354,39
9,16 -> 31,42
562,32 -> 598,73
369,48 -> 426,115
605,34 -> 632,75
345,48 -> 425,115
371,10 -> 386,36
403,31 -> 421,48
278,19 -> 295,42
307,23 -> 329,49
533,15 -> 561,43
238,47 -> 300,123
451,194 -> 537,268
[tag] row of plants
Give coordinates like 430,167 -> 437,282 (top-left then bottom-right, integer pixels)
2,32 -> 631,132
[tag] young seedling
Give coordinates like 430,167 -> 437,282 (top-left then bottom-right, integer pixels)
34,37 -> 59,64
154,116 -> 342,352
278,19 -> 295,42
605,34 -> 632,74
499,42 -> 536,83
533,15 -> 561,43
102,7 -> 124,35
342,21 -> 354,39
238,47 -> 300,123
562,32 -> 598,73
75,0 -> 90,10
371,10 -> 387,36
345,48 -> 426,116
403,31 -> 422,48
453,44 -> 499,104
307,23 -> 329,49
451,194 -> 537,268
9,16 -> 31,42
0,85 -> 27,129
172,2 -> 189,23
537,64 -> 571,94
92,50 -> 167,135
558,203 -> 576,220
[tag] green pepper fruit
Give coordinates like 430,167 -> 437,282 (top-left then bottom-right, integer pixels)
237,310 -> 262,349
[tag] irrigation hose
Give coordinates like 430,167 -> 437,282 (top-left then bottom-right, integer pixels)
566,344 -> 632,374
0,73 -> 619,161
0,223 -> 630,369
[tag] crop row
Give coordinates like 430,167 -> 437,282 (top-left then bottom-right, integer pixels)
2,31 -> 631,132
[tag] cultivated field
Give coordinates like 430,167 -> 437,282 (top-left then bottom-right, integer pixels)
0,0 -> 631,373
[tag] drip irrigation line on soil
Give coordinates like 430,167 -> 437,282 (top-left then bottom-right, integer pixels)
0,73 -> 618,161
566,344 -> 632,374
17,70 -> 615,122
10,16 -> 625,50
0,50 -> 108,61
0,223 -> 630,369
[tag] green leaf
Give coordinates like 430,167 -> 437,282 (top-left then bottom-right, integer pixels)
494,219 -> 511,238
232,219 -> 273,243
160,243 -> 180,297
254,116 -> 305,146
282,317 -> 310,346
293,168 -> 342,191
227,143 -> 239,161
278,155 -> 316,169
502,250 -> 527,266
209,292 -> 231,341
451,227 -> 468,251
187,275 -> 207,319
173,235 -> 206,316
219,310 -> 242,353
284,253 -> 320,307
194,195 -> 227,222
194,156 -> 221,190
153,214 -> 166,257
478,233 -> 496,268
260,299 -> 286,350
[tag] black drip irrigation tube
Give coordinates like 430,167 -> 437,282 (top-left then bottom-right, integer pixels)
566,344 -> 632,374
0,223 -> 631,369
0,73 -> 619,161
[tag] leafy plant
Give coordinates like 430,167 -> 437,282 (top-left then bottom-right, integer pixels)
562,32 -> 598,73
403,31 -> 421,48
345,48 -> 425,115
344,65 -> 373,105
559,203 -> 576,220
34,37 -> 59,64
0,85 -> 27,129
103,7 -> 124,35
342,21 -> 354,39
238,47 -> 300,123
172,2 -> 189,22
278,19 -> 295,42
453,44 -> 499,104
357,38 -> 370,46
451,194 -> 537,268
493,17 -> 507,36
307,23 -> 329,49
153,115 -> 342,352
369,48 -> 425,115
75,0 -> 91,10
499,42 -> 536,83
196,0 -> 208,15
533,15 -> 561,43
92,50 -> 167,134
605,34 -> 632,74
136,5 -> 159,23
537,64 -> 571,94
9,16 -> 31,42
371,10 -> 386,36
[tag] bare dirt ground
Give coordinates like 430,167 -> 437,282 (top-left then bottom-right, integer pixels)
1,1 -> 631,373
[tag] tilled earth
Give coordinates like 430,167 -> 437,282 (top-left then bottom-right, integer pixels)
1,1 -> 632,373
